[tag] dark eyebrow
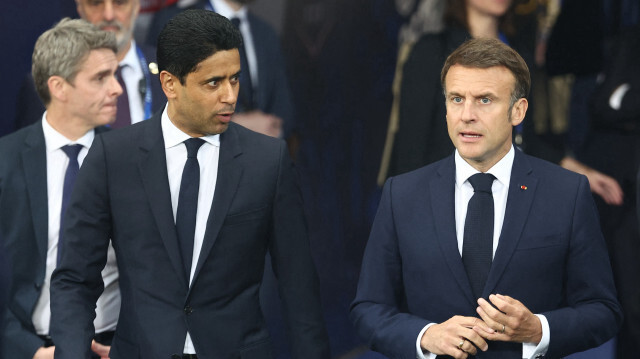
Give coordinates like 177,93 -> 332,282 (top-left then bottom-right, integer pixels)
201,76 -> 224,85
201,70 -> 242,85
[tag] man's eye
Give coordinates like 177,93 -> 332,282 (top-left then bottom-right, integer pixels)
230,75 -> 239,84
480,98 -> 491,104
452,97 -> 462,103
207,80 -> 218,87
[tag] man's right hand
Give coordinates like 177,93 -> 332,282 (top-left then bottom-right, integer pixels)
420,316 -> 493,359
33,346 -> 54,359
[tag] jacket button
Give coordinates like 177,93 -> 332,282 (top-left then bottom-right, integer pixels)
184,305 -> 192,315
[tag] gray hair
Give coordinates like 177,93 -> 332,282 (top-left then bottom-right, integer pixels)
32,18 -> 117,105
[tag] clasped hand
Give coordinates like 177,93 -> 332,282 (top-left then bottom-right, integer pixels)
420,294 -> 542,359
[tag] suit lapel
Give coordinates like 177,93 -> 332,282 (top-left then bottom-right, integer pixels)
189,124 -> 243,290
430,156 -> 477,307
138,115 -> 189,289
483,150 -> 537,296
21,124 -> 49,265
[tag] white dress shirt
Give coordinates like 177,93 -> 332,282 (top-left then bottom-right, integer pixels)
32,113 -> 120,335
161,106 -> 220,354
210,0 -> 259,88
119,40 -> 146,124
416,147 -> 549,359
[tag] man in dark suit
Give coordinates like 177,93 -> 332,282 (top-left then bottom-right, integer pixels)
0,18 -> 122,359
146,0 -> 293,139
15,0 -> 165,131
50,9 -> 329,358
351,38 -> 621,359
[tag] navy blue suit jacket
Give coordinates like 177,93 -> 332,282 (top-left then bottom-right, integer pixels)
0,123 -> 51,357
49,115 -> 329,358
351,149 -> 621,359
0,123 -> 109,357
146,2 -> 295,136
14,44 -> 165,130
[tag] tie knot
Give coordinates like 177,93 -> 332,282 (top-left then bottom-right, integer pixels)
468,173 -> 495,194
230,17 -> 241,29
184,138 -> 205,158
61,144 -> 83,160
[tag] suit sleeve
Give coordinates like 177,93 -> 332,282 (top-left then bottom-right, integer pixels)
350,178 -> 431,359
267,141 -> 330,358
542,176 -> 622,357
49,135 -> 113,358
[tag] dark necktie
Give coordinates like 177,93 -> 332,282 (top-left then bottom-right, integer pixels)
462,173 -> 495,298
112,65 -> 131,129
58,144 -> 83,264
230,17 -> 255,111
176,138 -> 205,281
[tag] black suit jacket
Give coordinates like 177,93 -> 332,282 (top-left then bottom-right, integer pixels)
352,150 -> 622,358
146,2 -> 295,136
49,115 -> 329,358
14,44 -> 165,130
0,122 -> 111,358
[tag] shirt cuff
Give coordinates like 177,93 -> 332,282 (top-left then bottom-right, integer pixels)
416,323 -> 438,359
522,314 -> 549,359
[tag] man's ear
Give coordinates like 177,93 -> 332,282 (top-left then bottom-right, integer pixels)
47,76 -> 68,102
160,70 -> 178,99
510,98 -> 528,127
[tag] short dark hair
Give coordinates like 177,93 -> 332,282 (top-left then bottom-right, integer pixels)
441,38 -> 530,107
156,9 -> 243,84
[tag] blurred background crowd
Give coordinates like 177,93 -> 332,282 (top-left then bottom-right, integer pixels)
0,0 -> 638,358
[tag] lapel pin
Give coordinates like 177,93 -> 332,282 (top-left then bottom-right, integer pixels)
520,185 -> 527,190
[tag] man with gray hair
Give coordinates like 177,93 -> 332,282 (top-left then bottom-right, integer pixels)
0,18 -> 122,359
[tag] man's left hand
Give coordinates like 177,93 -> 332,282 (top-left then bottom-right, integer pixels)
474,294 -> 542,344
91,340 -> 110,359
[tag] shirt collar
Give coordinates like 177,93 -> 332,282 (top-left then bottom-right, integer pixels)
161,104 -> 220,149
119,40 -> 138,69
454,146 -> 514,188
41,112 -> 95,153
211,0 -> 248,21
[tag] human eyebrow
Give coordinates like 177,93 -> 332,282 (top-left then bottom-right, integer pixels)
202,76 -> 225,85
475,92 -> 496,100
93,69 -> 112,80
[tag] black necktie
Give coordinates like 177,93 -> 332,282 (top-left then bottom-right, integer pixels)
112,65 -> 131,129
58,144 -> 83,264
176,138 -> 205,281
230,17 -> 255,111
462,173 -> 495,298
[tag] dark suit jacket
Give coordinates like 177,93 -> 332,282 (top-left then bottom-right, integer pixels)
14,44 -> 165,130
146,2 -> 295,137
49,115 -> 329,359
351,149 -> 621,359
0,123 -> 110,358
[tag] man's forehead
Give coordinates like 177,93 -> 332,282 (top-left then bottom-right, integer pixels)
445,65 -> 515,90
78,48 -> 118,71
187,49 -> 240,77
